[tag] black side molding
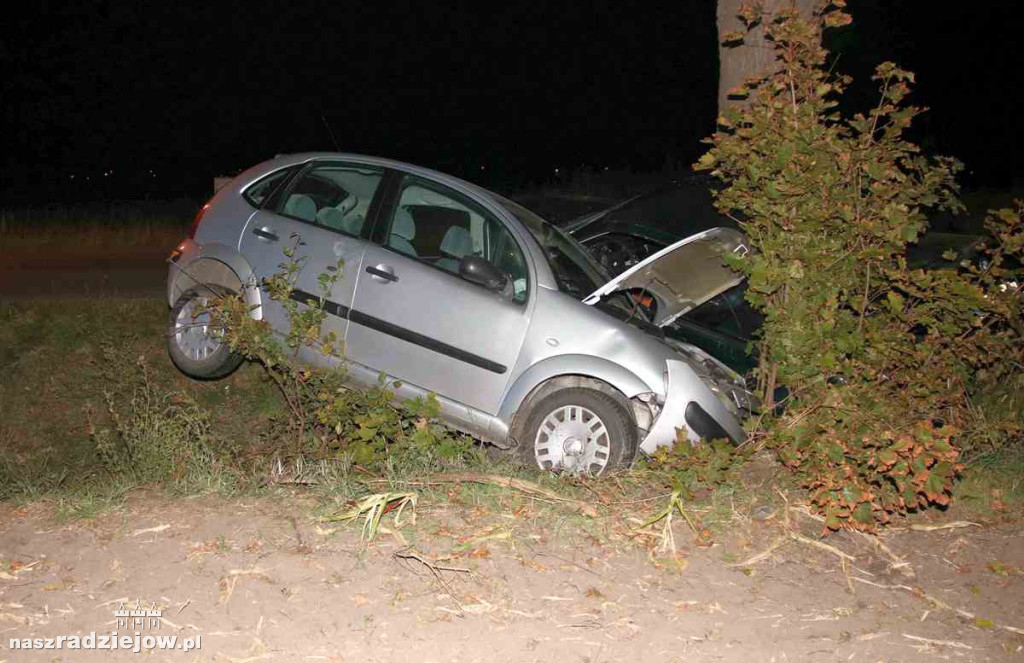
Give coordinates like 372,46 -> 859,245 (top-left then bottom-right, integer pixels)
288,289 -> 506,375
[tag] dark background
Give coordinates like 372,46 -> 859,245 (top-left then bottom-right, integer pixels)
3,0 -> 1022,203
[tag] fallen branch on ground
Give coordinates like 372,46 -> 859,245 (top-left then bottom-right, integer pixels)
901,634 -> 972,650
731,531 -> 854,567
394,547 -> 471,575
367,474 -> 599,518
852,577 -> 1024,636
908,521 -> 980,532
730,535 -> 789,567
789,505 -> 913,577
791,532 -> 855,562
393,547 -> 471,613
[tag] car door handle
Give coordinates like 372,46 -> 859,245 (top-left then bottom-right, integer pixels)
252,227 -> 279,241
365,265 -> 398,283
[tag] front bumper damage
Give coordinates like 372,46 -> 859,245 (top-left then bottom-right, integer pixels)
638,359 -> 750,454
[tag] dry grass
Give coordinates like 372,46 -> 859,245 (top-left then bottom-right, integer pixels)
0,200 -> 192,250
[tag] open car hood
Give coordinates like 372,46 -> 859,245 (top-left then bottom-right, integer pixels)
582,227 -> 749,327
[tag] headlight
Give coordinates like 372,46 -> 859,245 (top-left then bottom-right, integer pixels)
664,339 -> 744,387
664,340 -> 752,418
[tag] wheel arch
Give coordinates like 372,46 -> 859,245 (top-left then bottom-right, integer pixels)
169,243 -> 262,318
497,355 -> 655,445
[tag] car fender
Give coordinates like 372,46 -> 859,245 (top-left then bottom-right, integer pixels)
169,241 -> 262,319
496,354 -> 654,431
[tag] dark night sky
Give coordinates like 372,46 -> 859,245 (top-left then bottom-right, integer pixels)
2,1 -> 1022,203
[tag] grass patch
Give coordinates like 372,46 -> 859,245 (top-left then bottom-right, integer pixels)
0,297 -> 1018,544
954,448 -> 1024,517
50,480 -> 134,523
0,299 -> 277,512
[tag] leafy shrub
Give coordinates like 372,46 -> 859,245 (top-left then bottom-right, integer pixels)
698,2 -> 1022,529
646,431 -> 751,498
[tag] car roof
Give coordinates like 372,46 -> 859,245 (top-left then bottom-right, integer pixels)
264,152 -> 499,203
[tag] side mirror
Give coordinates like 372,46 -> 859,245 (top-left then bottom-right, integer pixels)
459,255 -> 507,292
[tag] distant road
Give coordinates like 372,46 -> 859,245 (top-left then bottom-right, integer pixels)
0,246 -> 168,300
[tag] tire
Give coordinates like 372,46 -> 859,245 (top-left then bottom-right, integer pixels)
167,285 -> 244,380
516,387 -> 637,476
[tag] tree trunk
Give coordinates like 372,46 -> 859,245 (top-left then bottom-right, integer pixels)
716,0 -> 816,115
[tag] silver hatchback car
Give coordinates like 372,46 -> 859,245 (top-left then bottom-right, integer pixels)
167,153 -> 755,475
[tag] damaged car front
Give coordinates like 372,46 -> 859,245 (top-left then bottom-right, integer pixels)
505,199 -> 756,464
580,226 -> 758,451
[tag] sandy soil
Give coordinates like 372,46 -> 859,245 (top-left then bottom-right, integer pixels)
1,492 -> 1021,662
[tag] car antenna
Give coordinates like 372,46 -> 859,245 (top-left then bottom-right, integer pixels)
321,114 -> 340,151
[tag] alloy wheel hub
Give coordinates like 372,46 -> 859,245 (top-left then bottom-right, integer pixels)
534,405 -> 611,475
174,298 -> 222,361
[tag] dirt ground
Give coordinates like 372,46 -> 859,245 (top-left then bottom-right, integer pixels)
1,490 -> 1021,663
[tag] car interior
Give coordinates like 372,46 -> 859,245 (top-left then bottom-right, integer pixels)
274,170 -> 529,302
386,182 -> 529,300
279,166 -> 382,237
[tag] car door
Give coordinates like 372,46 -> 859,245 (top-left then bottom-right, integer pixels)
344,173 -> 532,414
238,161 -> 387,357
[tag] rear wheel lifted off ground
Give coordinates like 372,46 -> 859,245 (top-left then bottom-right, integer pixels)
516,387 -> 637,476
167,285 -> 244,380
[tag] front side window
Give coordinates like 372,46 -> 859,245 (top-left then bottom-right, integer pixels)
500,196 -> 610,298
383,177 -> 529,302
274,163 -> 383,236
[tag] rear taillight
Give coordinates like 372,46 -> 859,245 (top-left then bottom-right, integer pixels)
187,202 -> 211,239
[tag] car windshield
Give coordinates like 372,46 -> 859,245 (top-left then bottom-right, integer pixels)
499,196 -> 612,297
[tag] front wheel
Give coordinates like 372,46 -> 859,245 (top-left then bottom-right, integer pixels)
167,285 -> 244,380
516,388 -> 637,476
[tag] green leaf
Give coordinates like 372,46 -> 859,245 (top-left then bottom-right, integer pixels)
852,502 -> 874,524
827,443 -> 845,464
721,30 -> 745,44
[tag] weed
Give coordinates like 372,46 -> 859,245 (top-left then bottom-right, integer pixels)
89,351 -> 241,493
643,434 -> 752,498
322,492 -> 418,541
0,453 -> 68,502
51,480 -> 133,522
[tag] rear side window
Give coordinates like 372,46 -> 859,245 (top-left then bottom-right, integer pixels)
242,168 -> 293,208
273,163 -> 384,237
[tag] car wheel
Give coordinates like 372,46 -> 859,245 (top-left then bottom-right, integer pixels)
517,388 -> 637,476
168,285 -> 244,380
